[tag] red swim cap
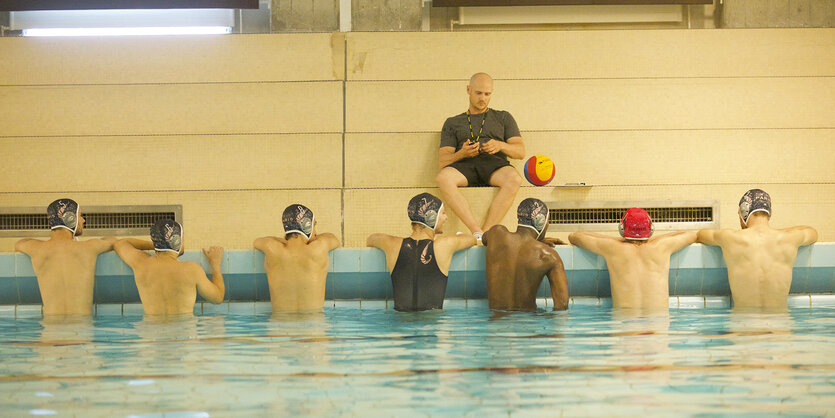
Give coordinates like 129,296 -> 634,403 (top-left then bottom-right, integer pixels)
619,208 -> 653,240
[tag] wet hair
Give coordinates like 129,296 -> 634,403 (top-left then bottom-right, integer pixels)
47,198 -> 80,235
407,193 -> 443,231
739,189 -> 771,225
282,204 -> 314,240
517,198 -> 548,238
151,219 -> 183,254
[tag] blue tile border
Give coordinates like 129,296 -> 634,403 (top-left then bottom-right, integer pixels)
1,244 -> 833,304
0,293 -> 832,318
0,254 -> 15,279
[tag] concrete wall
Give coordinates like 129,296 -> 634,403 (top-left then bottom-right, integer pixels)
271,0 -> 340,32
721,0 -> 835,28
1,29 -> 833,251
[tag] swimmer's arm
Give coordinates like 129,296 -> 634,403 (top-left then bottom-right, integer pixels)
546,256 -> 569,311
366,233 -> 397,249
311,233 -> 340,251
196,248 -> 225,304
86,236 -> 117,254
657,231 -> 698,254
366,234 -> 401,272
436,234 -> 478,254
14,238 -> 42,255
113,239 -> 151,268
568,232 -> 617,255
452,233 -> 478,251
543,237 -> 568,246
696,229 -> 722,246
253,236 -> 285,254
783,226 -> 818,246
122,238 -> 155,251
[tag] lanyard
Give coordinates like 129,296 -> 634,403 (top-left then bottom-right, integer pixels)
466,109 -> 487,144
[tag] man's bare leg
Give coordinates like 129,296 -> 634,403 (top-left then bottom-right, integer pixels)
436,167 -> 482,234
483,166 -> 522,232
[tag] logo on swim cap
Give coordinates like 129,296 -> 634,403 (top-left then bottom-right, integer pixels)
283,204 -> 315,240
517,198 -> 548,237
408,193 -> 443,231
151,219 -> 183,254
619,208 -> 653,240
47,198 -> 80,235
738,189 -> 771,225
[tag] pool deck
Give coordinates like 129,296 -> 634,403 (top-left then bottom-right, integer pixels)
1,243 -> 832,308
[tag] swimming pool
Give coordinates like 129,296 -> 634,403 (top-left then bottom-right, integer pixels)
1,301 -> 833,416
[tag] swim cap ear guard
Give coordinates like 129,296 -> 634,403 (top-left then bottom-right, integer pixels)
738,188 -> 771,226
47,199 -> 80,236
619,208 -> 653,240
282,204 -> 315,241
408,193 -> 444,232
517,198 -> 548,239
151,219 -> 184,254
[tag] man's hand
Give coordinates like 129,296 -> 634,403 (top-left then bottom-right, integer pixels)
457,141 -> 480,159
544,237 -> 567,246
480,139 -> 504,155
202,246 -> 224,266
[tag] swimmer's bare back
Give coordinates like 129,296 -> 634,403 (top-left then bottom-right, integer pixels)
698,223 -> 817,308
255,233 -> 340,312
15,233 -> 116,315
483,225 -> 568,311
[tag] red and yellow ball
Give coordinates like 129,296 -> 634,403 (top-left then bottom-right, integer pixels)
523,155 -> 556,186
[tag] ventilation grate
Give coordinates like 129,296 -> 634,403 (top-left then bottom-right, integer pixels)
544,201 -> 719,232
0,205 -> 182,237
549,207 -> 713,224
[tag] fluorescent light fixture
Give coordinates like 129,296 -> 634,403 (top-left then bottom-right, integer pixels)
23,26 -> 232,36
12,9 -> 235,37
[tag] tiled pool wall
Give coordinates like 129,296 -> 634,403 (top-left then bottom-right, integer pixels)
1,244 -> 832,310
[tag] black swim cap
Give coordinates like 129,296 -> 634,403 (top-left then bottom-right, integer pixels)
517,198 -> 548,238
47,198 -> 80,235
283,204 -> 314,240
151,219 -> 183,254
739,189 -> 771,225
408,193 -> 443,230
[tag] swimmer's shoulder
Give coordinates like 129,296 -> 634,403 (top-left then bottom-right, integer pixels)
482,225 -> 510,246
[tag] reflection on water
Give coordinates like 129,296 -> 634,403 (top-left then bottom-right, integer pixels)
0,305 -> 833,416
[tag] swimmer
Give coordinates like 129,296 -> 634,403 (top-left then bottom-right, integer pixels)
569,208 -> 698,309
253,204 -> 340,312
113,219 -> 225,315
367,193 -> 477,311
483,198 -> 568,311
14,199 -> 118,315
698,189 -> 817,308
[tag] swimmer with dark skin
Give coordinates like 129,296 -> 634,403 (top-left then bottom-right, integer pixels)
483,198 -> 568,311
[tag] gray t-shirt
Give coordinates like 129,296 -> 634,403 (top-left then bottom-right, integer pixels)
440,109 -> 521,160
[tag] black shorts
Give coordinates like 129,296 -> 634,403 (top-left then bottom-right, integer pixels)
448,154 -> 511,187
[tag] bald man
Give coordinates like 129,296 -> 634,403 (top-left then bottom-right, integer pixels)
436,73 -> 525,240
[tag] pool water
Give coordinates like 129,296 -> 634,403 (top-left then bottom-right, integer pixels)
1,303 -> 834,417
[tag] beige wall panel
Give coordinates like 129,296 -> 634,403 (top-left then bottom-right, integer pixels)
0,82 -> 342,137
344,133 -> 439,188
0,134 -> 343,192
0,34 -> 343,85
345,130 -> 835,188
0,190 -> 342,252
346,78 -> 835,132
342,184 -> 834,246
346,29 -> 835,80
523,129 -> 835,186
